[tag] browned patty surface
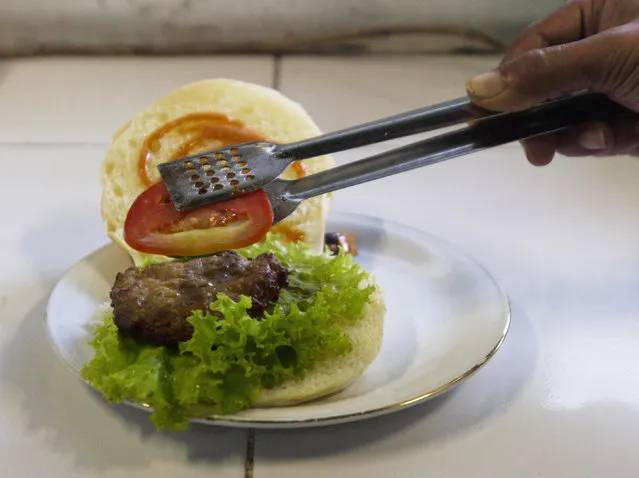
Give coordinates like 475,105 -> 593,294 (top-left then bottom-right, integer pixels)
110,251 -> 289,346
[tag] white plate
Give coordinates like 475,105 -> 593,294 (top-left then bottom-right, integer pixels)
45,212 -> 510,429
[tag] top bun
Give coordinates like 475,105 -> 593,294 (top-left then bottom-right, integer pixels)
100,78 -> 335,266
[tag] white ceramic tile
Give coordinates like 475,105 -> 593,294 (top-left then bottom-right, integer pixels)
255,145 -> 639,477
252,56 -> 639,477
0,145 -> 247,478
0,56 -> 273,143
279,54 -> 500,134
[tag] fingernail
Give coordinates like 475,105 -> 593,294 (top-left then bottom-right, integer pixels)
466,71 -> 506,98
578,127 -> 607,150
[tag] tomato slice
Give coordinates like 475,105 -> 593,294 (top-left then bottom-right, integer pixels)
123,182 -> 273,256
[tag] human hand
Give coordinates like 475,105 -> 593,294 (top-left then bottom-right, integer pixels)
465,0 -> 639,165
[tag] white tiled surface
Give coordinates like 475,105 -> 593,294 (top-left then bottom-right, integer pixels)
267,56 -> 639,476
3,54 -> 639,477
0,144 -> 248,477
279,55 -> 498,148
279,56 -> 496,131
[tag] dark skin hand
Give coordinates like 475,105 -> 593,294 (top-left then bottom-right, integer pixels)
465,0 -> 639,166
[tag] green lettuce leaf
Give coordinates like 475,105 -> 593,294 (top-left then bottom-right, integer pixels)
80,233 -> 375,432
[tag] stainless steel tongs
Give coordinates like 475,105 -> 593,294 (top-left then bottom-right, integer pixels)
158,92 -> 629,224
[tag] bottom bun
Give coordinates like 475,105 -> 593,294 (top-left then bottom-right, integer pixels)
253,277 -> 385,408
92,277 -> 385,412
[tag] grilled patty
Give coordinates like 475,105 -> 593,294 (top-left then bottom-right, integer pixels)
110,251 -> 289,346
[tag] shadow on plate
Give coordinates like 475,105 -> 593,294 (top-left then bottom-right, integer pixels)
253,302 -> 537,459
330,212 -> 453,278
0,292 -> 247,471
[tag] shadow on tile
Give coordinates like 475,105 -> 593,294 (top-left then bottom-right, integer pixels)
254,302 -> 537,458
0,292 -> 247,471
18,204 -> 107,286
9,201 -> 535,466
2,204 -> 247,471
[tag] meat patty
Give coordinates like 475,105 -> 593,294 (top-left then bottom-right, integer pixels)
110,251 -> 289,346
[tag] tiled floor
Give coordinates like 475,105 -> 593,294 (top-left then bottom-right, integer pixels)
3,55 -> 639,478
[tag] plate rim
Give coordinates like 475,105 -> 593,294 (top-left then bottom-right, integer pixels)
44,211 -> 511,429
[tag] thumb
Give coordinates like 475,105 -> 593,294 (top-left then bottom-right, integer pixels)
465,26 -> 639,112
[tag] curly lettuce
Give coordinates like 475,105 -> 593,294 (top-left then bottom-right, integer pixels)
80,234 -> 375,432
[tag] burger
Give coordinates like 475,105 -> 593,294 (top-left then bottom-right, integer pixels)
80,79 -> 386,431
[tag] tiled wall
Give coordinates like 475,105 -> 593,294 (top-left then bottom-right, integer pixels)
1,0 -> 563,55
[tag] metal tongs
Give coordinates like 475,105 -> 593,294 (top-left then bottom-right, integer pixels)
158,92 -> 629,223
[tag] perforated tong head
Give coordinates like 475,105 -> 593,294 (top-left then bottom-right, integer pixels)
158,93 -> 630,222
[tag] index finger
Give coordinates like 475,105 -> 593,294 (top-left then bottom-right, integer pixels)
501,0 -> 597,64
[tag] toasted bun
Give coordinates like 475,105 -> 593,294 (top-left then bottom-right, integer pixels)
101,78 -> 335,266
253,277 -> 385,407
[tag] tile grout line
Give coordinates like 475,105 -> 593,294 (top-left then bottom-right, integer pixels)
244,52 -> 281,478
243,53 -> 281,478
272,54 -> 282,91
245,428 -> 256,478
